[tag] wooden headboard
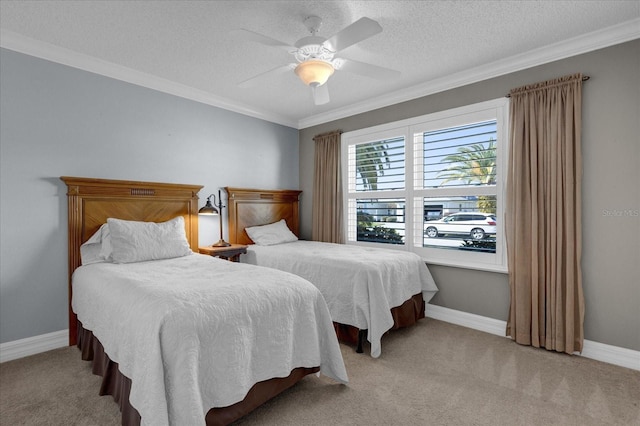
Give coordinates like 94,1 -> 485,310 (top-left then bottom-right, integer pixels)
225,187 -> 302,245
60,176 -> 203,345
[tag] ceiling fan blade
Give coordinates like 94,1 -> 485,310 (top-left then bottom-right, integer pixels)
323,17 -> 382,53
238,64 -> 296,88
311,83 -> 330,105
230,29 -> 295,51
336,58 -> 400,81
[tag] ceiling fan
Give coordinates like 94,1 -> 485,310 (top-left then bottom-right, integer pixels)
234,16 -> 400,105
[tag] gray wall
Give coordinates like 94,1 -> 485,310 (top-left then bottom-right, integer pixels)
299,40 -> 640,352
0,48 -> 299,344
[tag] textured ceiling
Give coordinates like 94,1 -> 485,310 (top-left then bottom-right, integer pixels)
1,1 -> 639,128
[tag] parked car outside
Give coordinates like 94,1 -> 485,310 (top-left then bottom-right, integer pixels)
424,212 -> 496,240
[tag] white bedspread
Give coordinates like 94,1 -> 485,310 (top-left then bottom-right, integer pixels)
72,253 -> 348,426
243,241 -> 439,358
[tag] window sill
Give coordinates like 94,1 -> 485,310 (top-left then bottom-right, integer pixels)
423,257 -> 508,274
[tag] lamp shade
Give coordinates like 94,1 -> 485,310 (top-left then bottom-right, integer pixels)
198,198 -> 219,215
294,60 -> 334,86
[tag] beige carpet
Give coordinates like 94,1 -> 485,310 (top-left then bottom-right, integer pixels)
1,319 -> 638,425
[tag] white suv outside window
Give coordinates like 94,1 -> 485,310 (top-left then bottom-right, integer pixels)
425,212 -> 497,240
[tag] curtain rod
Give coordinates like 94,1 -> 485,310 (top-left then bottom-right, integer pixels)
505,75 -> 590,98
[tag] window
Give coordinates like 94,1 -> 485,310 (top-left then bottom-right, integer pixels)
347,131 -> 407,245
342,99 -> 508,272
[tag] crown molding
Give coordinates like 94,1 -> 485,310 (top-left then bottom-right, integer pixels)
297,18 -> 640,129
0,29 -> 298,129
2,18 -> 638,131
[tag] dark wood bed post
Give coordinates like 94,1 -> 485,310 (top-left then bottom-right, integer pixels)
60,177 -> 202,346
64,181 -> 83,346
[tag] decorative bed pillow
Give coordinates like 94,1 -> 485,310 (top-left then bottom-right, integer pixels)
80,223 -> 112,265
245,219 -> 298,246
107,216 -> 192,263
99,223 -> 113,261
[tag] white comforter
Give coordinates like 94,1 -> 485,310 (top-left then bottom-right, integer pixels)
243,241 -> 439,358
72,253 -> 348,426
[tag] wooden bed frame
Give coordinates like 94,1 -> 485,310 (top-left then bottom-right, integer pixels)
61,176 -> 201,346
226,187 -> 302,245
225,187 -> 425,354
61,177 -> 320,426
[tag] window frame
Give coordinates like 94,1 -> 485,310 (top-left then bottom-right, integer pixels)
341,98 -> 509,272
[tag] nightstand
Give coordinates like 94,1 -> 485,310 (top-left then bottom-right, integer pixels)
198,244 -> 248,262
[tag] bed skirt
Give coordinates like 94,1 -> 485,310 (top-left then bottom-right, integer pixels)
333,292 -> 425,352
76,321 -> 319,426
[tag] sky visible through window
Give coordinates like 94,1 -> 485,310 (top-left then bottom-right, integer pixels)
423,120 -> 497,188
355,137 -> 405,192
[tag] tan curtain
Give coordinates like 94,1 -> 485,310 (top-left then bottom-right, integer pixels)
312,130 -> 344,243
506,73 -> 585,354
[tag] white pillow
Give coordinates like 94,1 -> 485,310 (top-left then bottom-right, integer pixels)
245,219 -> 298,246
98,223 -> 113,261
107,216 -> 192,264
79,224 -> 112,265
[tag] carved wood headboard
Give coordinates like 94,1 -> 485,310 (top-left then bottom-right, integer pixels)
60,176 -> 203,345
225,187 -> 302,245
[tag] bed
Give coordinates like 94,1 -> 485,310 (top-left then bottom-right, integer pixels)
61,177 -> 348,426
225,187 -> 439,358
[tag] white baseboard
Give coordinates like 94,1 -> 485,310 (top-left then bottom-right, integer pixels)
0,330 -> 68,363
425,303 -> 640,371
3,309 -> 639,371
426,303 -> 508,336
581,339 -> 640,371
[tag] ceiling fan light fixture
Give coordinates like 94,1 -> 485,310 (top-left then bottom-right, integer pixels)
294,60 -> 334,86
